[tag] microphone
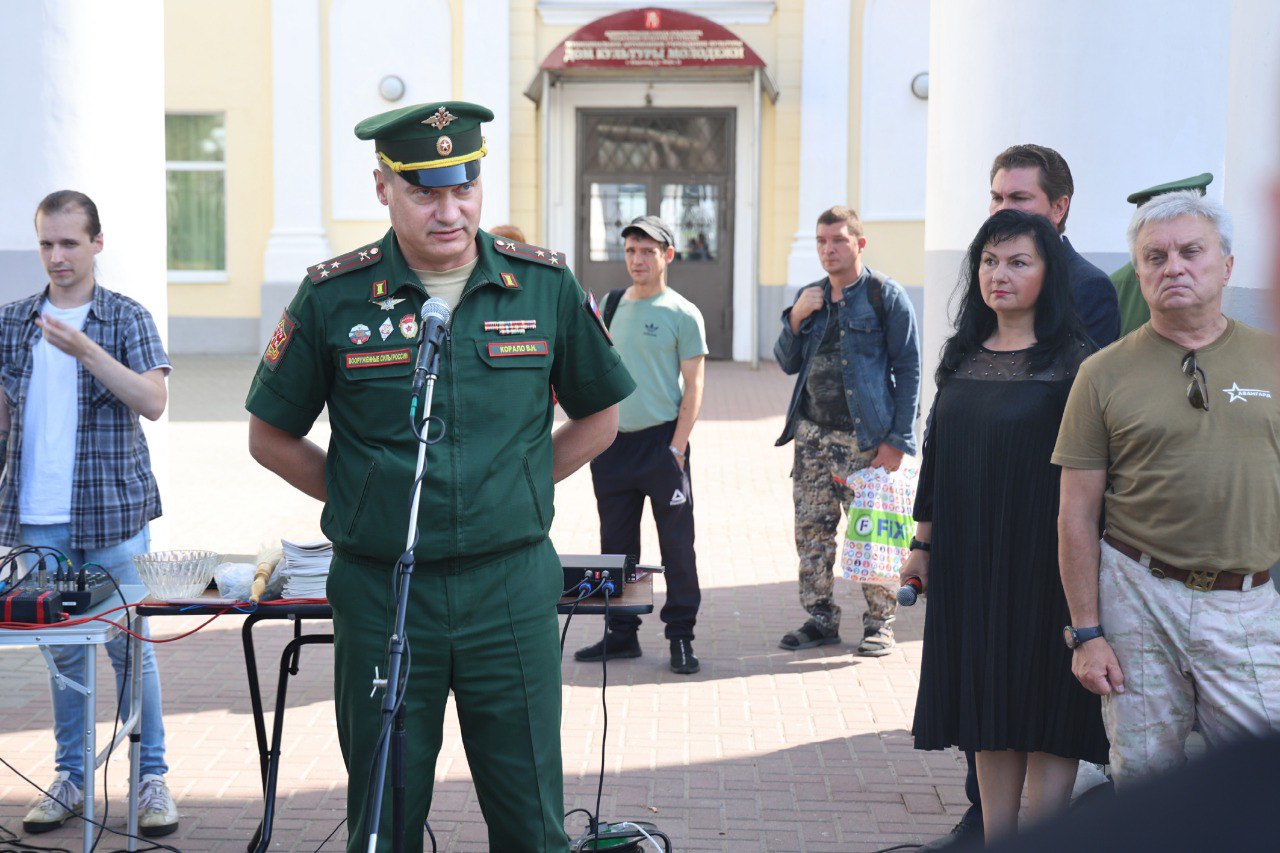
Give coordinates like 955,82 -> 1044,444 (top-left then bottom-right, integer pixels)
412,298 -> 452,395
896,577 -> 924,607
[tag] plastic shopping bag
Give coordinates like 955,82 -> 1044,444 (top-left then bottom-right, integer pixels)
840,459 -> 918,585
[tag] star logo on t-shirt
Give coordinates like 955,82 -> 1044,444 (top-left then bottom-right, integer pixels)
1223,382 -> 1273,403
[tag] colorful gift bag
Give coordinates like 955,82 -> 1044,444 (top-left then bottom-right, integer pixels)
840,459 -> 918,585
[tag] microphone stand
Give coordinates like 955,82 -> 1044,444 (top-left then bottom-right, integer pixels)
366,346 -> 441,853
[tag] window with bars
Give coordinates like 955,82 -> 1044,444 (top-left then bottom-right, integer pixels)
166,114 -> 227,281
583,112 -> 731,173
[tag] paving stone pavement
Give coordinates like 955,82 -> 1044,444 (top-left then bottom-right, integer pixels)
0,357 -> 966,851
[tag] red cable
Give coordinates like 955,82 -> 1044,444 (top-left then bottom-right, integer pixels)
0,597 -> 330,637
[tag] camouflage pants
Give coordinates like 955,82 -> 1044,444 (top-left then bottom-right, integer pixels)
1099,540 -> 1280,786
792,418 -> 898,633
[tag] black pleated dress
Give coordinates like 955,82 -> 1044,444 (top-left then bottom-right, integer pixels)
911,345 -> 1108,763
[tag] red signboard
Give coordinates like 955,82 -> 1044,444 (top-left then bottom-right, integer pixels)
541,7 -> 765,70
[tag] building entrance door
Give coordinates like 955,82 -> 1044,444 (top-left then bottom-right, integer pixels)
576,109 -> 735,358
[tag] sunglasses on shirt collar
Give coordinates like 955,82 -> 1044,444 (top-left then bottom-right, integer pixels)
1181,350 -> 1209,412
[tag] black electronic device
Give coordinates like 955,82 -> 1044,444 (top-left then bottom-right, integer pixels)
2,565 -> 117,619
1,587 -> 64,624
561,554 -> 642,599
571,820 -> 671,852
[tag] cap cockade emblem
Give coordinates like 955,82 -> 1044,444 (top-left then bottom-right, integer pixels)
423,106 -> 457,130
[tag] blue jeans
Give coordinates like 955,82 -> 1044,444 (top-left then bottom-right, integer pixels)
22,524 -> 168,788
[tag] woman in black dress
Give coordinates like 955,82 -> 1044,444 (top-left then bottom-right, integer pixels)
902,209 -> 1108,841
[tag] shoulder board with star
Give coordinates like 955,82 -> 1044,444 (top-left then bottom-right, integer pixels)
307,241 -> 385,284
492,237 -> 567,269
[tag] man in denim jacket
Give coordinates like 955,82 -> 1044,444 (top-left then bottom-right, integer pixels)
774,206 -> 920,656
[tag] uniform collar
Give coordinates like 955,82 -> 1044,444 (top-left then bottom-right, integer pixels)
383,228 -> 508,297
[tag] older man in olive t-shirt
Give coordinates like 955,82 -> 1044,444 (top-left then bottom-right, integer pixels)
1054,191 -> 1280,785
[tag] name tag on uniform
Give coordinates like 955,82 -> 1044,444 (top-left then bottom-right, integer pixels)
345,348 -> 412,369
487,340 -> 549,357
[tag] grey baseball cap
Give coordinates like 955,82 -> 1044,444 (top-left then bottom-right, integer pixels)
621,215 -> 676,248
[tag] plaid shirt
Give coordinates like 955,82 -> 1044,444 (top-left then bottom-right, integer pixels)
0,285 -> 170,548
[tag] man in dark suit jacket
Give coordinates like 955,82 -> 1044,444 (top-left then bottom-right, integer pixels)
988,144 -> 1120,348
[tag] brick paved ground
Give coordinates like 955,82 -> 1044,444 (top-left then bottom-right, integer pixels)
0,358 -> 966,851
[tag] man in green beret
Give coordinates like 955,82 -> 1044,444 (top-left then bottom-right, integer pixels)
1110,173 -> 1214,336
245,101 -> 635,852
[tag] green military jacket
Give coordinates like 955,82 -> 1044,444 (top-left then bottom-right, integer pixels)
246,228 -> 635,573
1110,262 -> 1151,338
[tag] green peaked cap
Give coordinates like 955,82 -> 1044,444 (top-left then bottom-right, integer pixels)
1127,173 -> 1213,207
355,101 -> 494,188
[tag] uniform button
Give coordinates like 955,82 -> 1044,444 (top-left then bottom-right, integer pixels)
841,359 -> 848,366
855,418 -> 861,424
845,389 -> 852,396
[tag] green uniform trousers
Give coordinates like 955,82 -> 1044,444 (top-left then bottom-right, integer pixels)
329,538 -> 569,852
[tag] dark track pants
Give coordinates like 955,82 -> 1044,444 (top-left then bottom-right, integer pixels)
328,540 -> 569,852
589,421 -> 700,640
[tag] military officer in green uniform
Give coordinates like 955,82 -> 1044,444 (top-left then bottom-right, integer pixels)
1111,173 -> 1214,336
245,101 -> 635,852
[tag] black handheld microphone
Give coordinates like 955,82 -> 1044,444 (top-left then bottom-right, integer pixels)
411,298 -> 452,395
896,576 -> 924,607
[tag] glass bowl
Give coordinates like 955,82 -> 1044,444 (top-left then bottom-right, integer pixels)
133,549 -> 219,599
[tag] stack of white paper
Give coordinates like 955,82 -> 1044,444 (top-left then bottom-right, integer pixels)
279,539 -> 333,599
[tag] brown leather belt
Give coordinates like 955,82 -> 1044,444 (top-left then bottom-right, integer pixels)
1103,534 -> 1269,592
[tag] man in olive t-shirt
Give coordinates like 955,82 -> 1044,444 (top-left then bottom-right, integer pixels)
1054,191 -> 1280,785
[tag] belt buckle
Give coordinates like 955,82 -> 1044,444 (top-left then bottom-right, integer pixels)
1185,570 -> 1217,592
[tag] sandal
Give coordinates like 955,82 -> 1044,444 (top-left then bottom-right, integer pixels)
778,619 -> 840,650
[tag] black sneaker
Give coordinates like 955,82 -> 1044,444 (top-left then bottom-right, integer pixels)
669,639 -> 700,674
574,631 -> 641,662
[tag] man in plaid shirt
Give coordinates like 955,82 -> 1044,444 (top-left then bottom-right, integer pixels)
0,190 -> 179,837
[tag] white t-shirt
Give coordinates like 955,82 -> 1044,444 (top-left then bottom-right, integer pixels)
19,299 -> 92,524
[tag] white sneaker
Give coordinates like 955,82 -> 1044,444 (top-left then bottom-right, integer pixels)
23,771 -> 83,834
137,774 -> 179,837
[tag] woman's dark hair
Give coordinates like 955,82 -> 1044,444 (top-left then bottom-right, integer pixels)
35,190 -> 101,238
935,209 -> 1087,386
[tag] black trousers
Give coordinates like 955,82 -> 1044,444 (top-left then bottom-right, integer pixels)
589,421 -> 700,640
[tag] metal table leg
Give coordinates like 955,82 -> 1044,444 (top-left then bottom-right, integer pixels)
243,616 -> 333,853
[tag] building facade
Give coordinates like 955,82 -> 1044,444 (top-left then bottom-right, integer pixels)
1,0 -> 1276,378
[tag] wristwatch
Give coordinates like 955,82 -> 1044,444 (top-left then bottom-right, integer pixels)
909,537 -> 931,553
1062,625 -> 1105,649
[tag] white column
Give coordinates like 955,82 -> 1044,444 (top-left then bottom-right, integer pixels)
786,0 -> 851,287
1223,0 -> 1280,304
923,0 -> 1233,404
262,0 -> 330,286
0,1 -> 167,315
463,0 -> 512,226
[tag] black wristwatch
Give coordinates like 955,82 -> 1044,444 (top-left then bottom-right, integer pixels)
1062,625 -> 1105,649
909,537 -> 931,553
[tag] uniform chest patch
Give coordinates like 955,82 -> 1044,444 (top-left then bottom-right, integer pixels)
263,310 -> 299,371
488,340 -> 549,357
345,348 -> 412,369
